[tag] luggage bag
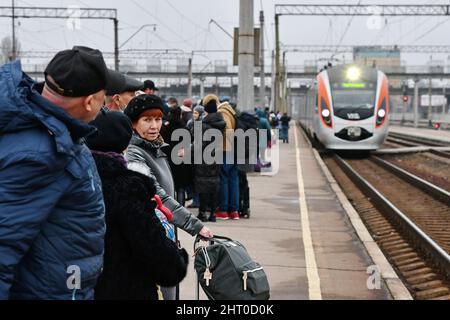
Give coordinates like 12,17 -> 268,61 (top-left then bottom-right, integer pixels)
193,235 -> 270,300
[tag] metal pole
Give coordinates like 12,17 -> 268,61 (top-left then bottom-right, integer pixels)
230,76 -> 234,101
443,82 -> 447,115
114,18 -> 119,71
187,56 -> 193,98
200,77 -> 205,98
215,76 -> 219,97
275,14 -> 280,112
11,0 -> 16,61
281,51 -> 287,113
284,61 -> 288,114
259,10 -> 265,108
414,79 -> 419,128
237,0 -> 254,111
270,49 -> 275,111
402,99 -> 407,125
428,77 -> 432,122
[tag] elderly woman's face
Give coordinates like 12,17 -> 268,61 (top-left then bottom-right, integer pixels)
133,115 -> 162,141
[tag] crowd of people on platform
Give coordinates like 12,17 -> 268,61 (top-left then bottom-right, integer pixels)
0,46 -> 291,300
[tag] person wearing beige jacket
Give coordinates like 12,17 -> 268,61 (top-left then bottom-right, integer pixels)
218,101 -> 236,152
217,99 -> 240,220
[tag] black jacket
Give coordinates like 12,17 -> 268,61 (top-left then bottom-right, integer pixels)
192,112 -> 226,194
280,115 -> 291,127
161,120 -> 193,189
92,152 -> 188,300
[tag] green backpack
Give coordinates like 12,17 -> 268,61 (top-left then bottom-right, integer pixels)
194,235 -> 270,300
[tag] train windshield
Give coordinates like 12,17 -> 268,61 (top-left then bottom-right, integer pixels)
332,90 -> 375,111
331,88 -> 376,120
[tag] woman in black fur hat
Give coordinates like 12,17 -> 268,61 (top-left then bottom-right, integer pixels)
86,110 -> 189,300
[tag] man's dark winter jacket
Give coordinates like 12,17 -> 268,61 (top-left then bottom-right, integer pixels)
0,61 -> 105,300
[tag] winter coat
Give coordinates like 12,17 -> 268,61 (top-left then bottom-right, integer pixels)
0,61 -> 105,300
126,134 -> 204,236
192,112 -> 226,194
217,102 -> 236,152
280,115 -> 291,127
92,152 -> 188,300
161,119 -> 193,189
256,109 -> 272,149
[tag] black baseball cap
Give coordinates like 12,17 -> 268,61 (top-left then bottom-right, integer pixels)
106,72 -> 143,96
143,80 -> 159,91
44,46 -> 120,97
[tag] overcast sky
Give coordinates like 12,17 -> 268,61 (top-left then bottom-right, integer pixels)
1,0 -> 450,66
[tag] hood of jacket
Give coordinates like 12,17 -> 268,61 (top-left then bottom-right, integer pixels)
218,102 -> 236,118
256,108 -> 266,119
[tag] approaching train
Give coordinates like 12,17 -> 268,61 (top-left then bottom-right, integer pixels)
297,64 -> 389,150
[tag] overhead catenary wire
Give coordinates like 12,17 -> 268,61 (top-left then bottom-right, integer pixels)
323,18 -> 332,47
165,0 -> 209,32
131,0 -> 196,50
392,0 -> 443,44
413,18 -> 450,43
330,0 -> 362,60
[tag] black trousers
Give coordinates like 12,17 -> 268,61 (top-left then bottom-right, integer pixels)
175,187 -> 185,207
199,192 -> 217,215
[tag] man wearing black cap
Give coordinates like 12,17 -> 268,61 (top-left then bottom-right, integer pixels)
105,72 -> 143,112
143,79 -> 159,95
0,46 -> 115,300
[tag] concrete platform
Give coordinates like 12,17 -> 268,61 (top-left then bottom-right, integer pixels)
389,125 -> 450,144
177,124 -> 397,300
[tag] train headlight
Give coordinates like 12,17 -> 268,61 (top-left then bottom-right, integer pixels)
319,96 -> 333,128
376,98 -> 388,127
377,109 -> 386,118
346,66 -> 361,81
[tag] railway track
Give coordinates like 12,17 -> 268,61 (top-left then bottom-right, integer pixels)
385,132 -> 450,160
323,153 -> 450,300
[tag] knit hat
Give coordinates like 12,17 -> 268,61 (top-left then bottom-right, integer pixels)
202,94 -> 220,113
124,94 -> 165,123
183,98 -> 193,109
86,110 -> 133,154
193,105 -> 204,116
